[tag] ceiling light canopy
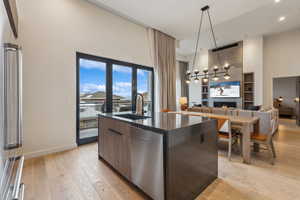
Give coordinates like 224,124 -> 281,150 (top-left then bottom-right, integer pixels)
275,0 -> 281,3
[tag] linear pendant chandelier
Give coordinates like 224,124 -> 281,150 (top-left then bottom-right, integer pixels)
186,5 -> 231,84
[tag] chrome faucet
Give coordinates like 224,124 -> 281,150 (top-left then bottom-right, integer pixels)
135,93 -> 144,116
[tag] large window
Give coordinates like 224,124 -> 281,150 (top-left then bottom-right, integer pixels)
76,53 -> 154,145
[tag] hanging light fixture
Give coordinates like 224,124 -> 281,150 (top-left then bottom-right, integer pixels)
202,68 -> 209,83
185,70 -> 191,84
186,5 -> 232,84
223,63 -> 231,80
212,66 -> 219,81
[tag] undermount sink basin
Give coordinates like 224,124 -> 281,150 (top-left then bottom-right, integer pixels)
115,113 -> 151,120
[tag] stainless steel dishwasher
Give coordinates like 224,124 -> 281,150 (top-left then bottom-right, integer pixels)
129,126 -> 164,200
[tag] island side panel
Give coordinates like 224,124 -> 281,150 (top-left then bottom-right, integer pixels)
166,120 -> 218,200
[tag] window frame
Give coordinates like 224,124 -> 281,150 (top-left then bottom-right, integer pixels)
76,52 -> 154,145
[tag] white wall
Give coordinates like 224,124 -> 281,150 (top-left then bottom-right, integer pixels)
176,53 -> 189,62
263,28 -> 300,107
181,29 -> 300,108
243,37 -> 263,105
187,49 -> 208,105
18,0 -> 152,157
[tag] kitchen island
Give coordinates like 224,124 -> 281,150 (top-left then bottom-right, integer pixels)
98,112 -> 218,200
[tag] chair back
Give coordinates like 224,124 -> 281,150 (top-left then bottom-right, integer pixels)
228,109 -> 238,116
272,109 -> 279,131
253,111 -> 272,135
187,107 -> 202,112
201,107 -> 212,113
238,110 -> 253,118
212,108 -> 227,115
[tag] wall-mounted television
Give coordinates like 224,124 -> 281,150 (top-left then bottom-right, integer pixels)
210,81 -> 240,98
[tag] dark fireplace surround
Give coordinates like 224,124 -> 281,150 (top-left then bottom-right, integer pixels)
214,102 -> 237,108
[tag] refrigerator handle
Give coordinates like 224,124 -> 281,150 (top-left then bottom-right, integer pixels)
12,156 -> 24,200
3,43 -> 23,150
18,46 -> 23,148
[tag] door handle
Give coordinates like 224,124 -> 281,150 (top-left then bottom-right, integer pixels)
108,128 -> 123,136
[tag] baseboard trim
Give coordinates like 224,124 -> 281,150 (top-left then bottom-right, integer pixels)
24,143 -> 78,159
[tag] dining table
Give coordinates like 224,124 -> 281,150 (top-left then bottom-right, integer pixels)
169,111 -> 260,164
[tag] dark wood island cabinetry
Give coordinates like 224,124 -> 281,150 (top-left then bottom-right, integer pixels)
98,112 -> 218,200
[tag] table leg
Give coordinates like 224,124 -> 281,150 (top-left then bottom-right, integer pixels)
242,124 -> 251,164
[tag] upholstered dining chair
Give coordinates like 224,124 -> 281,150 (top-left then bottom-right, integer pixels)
201,107 -> 212,113
212,108 -> 227,115
213,117 -> 238,160
238,110 -> 253,118
251,119 -> 277,165
228,109 -> 239,117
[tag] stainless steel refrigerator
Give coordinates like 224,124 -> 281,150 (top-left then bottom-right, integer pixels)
0,43 -> 24,200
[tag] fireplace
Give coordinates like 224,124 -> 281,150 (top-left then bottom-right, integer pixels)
214,102 -> 237,108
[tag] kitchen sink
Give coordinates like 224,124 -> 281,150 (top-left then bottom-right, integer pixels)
114,113 -> 151,120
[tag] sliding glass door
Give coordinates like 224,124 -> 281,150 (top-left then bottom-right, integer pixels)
76,53 -> 154,145
112,64 -> 133,112
78,58 -> 107,144
137,68 -> 153,115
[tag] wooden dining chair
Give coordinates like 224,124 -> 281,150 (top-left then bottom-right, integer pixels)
251,119 -> 277,165
213,117 -> 238,160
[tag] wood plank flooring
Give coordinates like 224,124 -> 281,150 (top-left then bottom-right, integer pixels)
23,120 -> 300,200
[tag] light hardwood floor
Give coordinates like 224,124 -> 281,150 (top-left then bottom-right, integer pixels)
23,121 -> 300,200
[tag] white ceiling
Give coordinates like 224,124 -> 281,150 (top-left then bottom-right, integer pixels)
88,0 -> 300,54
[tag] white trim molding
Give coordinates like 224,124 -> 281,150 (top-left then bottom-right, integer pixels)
24,143 -> 78,159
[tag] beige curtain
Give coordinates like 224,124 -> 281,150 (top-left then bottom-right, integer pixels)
148,29 -> 176,111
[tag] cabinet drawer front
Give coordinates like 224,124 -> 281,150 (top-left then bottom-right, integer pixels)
99,117 -> 129,136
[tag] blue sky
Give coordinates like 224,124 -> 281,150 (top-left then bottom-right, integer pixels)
80,59 -> 150,98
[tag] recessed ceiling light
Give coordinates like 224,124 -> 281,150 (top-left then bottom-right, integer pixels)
275,0 -> 281,3
278,16 -> 286,22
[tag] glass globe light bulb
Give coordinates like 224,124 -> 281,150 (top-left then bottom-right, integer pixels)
224,73 -> 231,80
212,76 -> 219,81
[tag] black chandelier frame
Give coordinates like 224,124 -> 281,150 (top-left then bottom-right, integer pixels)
186,5 -> 232,83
